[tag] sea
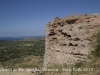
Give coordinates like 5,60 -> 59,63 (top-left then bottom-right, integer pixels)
0,36 -> 45,41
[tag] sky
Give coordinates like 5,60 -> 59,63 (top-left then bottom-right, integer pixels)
0,0 -> 100,37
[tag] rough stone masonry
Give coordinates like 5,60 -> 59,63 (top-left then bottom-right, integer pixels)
44,14 -> 100,67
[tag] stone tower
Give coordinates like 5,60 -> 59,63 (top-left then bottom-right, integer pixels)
44,14 -> 100,67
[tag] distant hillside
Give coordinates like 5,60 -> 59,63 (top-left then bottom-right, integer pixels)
0,36 -> 45,41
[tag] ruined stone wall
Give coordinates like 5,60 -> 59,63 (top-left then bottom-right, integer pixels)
44,14 -> 100,67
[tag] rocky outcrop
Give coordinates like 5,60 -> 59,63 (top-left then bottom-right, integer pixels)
44,14 -> 100,67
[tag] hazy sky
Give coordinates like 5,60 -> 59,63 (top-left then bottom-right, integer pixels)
0,0 -> 100,37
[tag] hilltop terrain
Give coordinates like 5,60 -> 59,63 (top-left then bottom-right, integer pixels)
1,14 -> 100,75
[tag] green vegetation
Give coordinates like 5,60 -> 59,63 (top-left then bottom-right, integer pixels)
1,30 -> 100,75
74,62 -> 84,68
0,38 -> 45,68
93,30 -> 100,57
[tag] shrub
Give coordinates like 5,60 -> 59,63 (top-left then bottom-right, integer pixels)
75,62 -> 84,68
93,30 -> 100,57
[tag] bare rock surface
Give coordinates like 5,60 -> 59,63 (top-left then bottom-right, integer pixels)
44,14 -> 100,67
